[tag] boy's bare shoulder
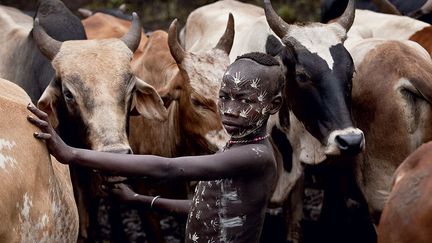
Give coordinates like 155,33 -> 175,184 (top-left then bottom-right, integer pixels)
235,143 -> 275,163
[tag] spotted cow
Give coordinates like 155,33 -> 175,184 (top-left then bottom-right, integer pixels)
262,0 -> 366,241
0,78 -> 78,242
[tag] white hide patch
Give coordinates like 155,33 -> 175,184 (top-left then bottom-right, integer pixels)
205,129 -> 230,151
0,138 -> 17,170
325,127 -> 365,155
287,111 -> 327,164
287,24 -> 346,70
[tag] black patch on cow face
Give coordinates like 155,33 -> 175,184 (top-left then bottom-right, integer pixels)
34,0 -> 87,41
26,0 -> 87,103
280,39 -> 355,143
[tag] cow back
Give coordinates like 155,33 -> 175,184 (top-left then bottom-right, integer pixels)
378,141 -> 432,243
0,78 -> 78,242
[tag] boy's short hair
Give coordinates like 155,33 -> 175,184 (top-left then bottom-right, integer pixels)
234,52 -> 285,95
235,52 -> 280,67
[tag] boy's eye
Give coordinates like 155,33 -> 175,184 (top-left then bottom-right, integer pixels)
240,99 -> 251,104
219,95 -> 229,100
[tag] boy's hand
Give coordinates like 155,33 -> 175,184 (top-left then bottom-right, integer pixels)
27,103 -> 73,164
111,183 -> 140,203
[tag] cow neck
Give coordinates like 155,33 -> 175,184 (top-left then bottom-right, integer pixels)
223,134 -> 270,151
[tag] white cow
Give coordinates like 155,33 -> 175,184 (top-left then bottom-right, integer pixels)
348,9 -> 432,56
181,0 -> 275,63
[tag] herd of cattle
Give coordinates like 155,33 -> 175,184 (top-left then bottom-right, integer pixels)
0,0 -> 432,242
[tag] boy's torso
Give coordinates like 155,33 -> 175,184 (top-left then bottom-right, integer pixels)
185,175 -> 272,243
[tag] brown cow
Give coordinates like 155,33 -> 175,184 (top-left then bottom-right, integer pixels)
0,78 -> 78,242
377,141 -> 432,243
82,11 -> 234,241
345,36 -> 432,222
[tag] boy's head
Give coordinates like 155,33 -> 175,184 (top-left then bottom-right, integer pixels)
219,52 -> 284,139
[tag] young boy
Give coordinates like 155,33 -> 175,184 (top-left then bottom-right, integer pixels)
27,52 -> 285,243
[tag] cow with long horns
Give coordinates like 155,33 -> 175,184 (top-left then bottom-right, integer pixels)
263,0 -> 366,241
32,12 -> 167,242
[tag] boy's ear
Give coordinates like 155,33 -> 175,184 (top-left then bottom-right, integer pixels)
269,95 -> 283,115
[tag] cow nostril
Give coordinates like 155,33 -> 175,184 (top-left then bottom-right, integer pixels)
335,133 -> 364,155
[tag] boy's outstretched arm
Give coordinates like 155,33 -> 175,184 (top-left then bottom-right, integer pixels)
26,103 -> 171,178
111,183 -> 191,216
27,103 -> 273,180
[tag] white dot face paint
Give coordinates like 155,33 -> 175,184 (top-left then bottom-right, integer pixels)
218,70 -> 271,139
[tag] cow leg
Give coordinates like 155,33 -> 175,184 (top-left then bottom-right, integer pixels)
107,200 -> 128,242
139,211 -> 166,243
70,165 -> 92,243
285,173 -> 304,243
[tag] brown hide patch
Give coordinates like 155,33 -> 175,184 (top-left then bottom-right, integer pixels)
131,30 -> 177,88
352,40 -> 432,217
82,12 -> 148,59
409,26 -> 432,57
378,142 -> 432,243
354,41 -> 432,165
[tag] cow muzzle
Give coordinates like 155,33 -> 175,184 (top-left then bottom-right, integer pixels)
325,127 -> 365,156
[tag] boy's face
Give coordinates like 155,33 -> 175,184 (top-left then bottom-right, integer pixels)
218,59 -> 280,139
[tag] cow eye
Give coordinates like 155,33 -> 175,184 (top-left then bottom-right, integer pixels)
63,90 -> 74,102
297,72 -> 309,83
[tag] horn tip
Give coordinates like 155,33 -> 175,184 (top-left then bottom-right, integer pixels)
169,19 -> 178,30
34,18 -> 40,27
228,13 -> 234,21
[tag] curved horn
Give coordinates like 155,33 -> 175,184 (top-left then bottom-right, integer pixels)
334,0 -> 355,32
372,0 -> 401,15
215,13 -> 235,54
32,18 -> 61,60
168,18 -> 187,64
409,0 -> 432,18
264,0 -> 290,39
120,12 -> 142,53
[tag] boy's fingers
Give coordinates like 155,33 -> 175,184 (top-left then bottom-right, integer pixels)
27,116 -> 49,130
27,103 -> 49,121
34,132 -> 51,139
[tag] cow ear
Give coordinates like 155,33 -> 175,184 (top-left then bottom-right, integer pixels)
37,81 -> 60,128
131,77 -> 168,121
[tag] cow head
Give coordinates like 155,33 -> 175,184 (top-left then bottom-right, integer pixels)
32,13 -> 167,153
158,14 -> 235,151
264,0 -> 364,163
